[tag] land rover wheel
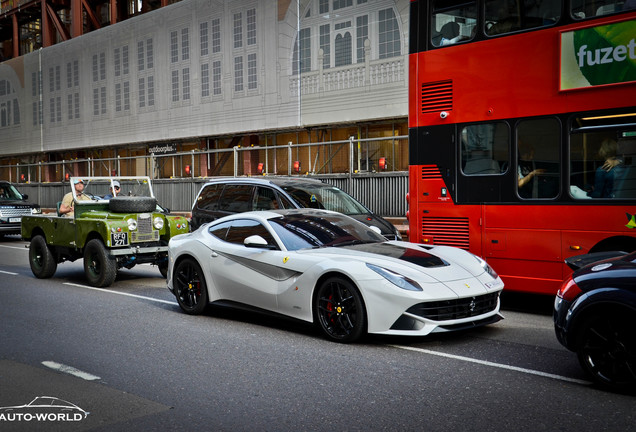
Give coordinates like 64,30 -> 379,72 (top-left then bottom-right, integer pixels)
83,239 -> 117,287
29,235 -> 57,279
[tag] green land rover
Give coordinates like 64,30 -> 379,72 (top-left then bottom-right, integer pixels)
21,176 -> 189,287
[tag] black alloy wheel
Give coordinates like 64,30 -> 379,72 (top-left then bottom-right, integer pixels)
314,276 -> 366,343
576,309 -> 636,392
174,258 -> 208,315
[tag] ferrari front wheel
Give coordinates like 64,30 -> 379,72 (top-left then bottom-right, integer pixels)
173,258 -> 208,315
314,276 -> 366,343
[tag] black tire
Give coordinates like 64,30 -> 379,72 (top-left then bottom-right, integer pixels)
83,239 -> 117,287
173,258 -> 208,314
158,261 -> 168,278
576,309 -> 636,392
314,276 -> 366,343
29,235 -> 57,279
109,196 -> 157,213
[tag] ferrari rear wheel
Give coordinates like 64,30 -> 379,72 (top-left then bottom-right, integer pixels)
315,276 -> 366,343
576,309 -> 636,392
174,258 -> 208,315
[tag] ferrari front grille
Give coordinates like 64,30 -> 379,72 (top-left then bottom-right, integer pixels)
405,292 -> 499,321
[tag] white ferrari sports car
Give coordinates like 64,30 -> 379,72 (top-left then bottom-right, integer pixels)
167,209 -> 504,342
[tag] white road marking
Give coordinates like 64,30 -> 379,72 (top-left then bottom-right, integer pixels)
42,361 -> 101,381
0,270 -> 18,275
0,244 -> 29,251
63,282 -> 178,306
390,344 -> 591,385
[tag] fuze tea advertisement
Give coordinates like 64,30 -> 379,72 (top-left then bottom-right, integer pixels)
560,18 -> 636,90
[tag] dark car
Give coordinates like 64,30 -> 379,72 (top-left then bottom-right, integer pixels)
0,181 -> 41,237
554,251 -> 636,392
190,177 -> 401,240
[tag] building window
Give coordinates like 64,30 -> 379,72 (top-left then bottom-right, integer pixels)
335,32 -> 352,67
293,28 -> 311,74
213,60 -> 222,96
212,18 -> 221,53
234,56 -> 244,92
248,53 -> 257,90
172,70 -> 179,102
171,31 -> 179,63
182,68 -> 190,100
379,8 -> 401,59
200,22 -> 209,56
356,15 -> 368,63
320,25 -> 330,69
233,13 -> 243,49
201,63 -> 210,97
247,8 -> 256,45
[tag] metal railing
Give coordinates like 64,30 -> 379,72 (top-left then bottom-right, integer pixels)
1,135 -> 408,183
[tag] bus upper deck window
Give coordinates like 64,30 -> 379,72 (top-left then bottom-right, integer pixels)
431,1 -> 477,47
485,0 -> 562,36
571,0 -> 634,19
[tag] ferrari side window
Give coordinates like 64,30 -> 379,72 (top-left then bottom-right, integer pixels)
225,219 -> 277,248
208,221 -> 232,240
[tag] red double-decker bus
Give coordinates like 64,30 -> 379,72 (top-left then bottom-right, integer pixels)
407,0 -> 636,294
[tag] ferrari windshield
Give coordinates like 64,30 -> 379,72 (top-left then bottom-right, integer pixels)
280,184 -> 369,215
268,212 -> 386,251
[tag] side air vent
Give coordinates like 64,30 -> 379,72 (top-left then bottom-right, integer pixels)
421,165 -> 442,180
420,80 -> 452,114
422,217 -> 469,250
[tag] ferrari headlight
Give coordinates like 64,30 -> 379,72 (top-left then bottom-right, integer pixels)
127,218 -> 137,231
153,216 -> 164,230
366,263 -> 422,291
474,255 -> 498,279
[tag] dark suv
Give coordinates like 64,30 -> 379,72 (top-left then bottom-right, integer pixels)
191,177 -> 401,240
0,181 -> 41,237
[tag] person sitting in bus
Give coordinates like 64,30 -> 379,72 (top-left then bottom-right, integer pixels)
588,139 -> 623,198
433,21 -> 461,46
517,141 -> 546,198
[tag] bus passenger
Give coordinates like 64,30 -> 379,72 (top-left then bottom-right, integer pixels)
517,141 -> 546,198
588,139 -> 623,198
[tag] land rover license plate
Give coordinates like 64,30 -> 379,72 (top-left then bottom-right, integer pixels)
111,232 -> 129,247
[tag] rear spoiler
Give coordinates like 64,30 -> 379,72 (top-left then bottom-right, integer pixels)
565,251 -> 628,271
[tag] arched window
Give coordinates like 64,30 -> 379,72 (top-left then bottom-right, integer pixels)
292,0 -> 402,74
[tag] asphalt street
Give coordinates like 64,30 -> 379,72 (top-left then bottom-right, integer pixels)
0,236 -> 634,432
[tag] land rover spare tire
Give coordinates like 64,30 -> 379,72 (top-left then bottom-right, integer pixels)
109,196 -> 157,213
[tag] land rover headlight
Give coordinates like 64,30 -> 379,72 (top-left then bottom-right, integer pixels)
31,208 -> 42,214
127,218 -> 137,231
153,217 -> 164,230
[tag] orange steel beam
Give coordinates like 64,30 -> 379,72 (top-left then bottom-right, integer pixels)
44,1 -> 70,42
12,13 -> 19,57
81,0 -> 102,30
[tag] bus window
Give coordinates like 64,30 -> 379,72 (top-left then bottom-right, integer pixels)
461,122 -> 509,175
517,118 -> 560,199
485,0 -> 562,36
571,0 -> 634,19
570,126 -> 636,200
431,0 -> 477,47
